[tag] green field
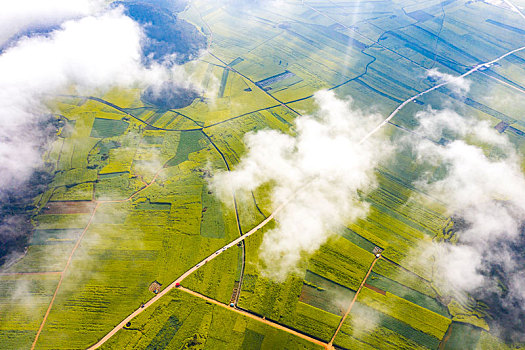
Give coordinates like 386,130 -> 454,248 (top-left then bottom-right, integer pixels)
98,289 -> 322,350
2,0 -> 525,349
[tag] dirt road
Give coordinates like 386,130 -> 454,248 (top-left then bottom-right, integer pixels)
359,46 -> 525,143
88,198 -> 292,349
328,256 -> 380,346
180,287 -> 327,348
31,203 -> 100,350
31,166 -> 166,350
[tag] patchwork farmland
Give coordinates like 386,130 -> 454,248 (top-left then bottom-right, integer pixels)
1,0 -> 525,349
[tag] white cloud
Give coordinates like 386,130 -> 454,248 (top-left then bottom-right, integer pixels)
414,108 -> 505,145
0,6 -> 173,186
213,90 -> 392,280
349,303 -> 381,338
417,139 -> 525,214
427,68 -> 471,95
408,106 -> 525,311
0,0 -> 105,47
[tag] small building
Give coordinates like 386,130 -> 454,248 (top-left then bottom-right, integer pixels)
372,246 -> 383,255
495,121 -> 509,133
149,280 -> 162,294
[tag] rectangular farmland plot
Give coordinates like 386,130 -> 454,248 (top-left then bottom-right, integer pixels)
366,272 -> 450,317
30,229 -> 82,245
300,270 -> 355,316
354,78 -> 404,103
228,57 -> 244,67
308,236 -> 375,290
357,287 -> 451,339
53,168 -> 98,187
43,201 -> 96,215
90,118 -> 129,138
94,174 -> 136,201
183,246 -> 239,304
135,200 -> 171,211
0,330 -> 36,350
334,301 -> 440,350
50,183 -> 94,202
338,227 -> 379,253
145,316 -> 182,350
36,213 -> 92,229
145,111 -> 167,126
291,302 -> 340,342
218,67 -> 229,98
406,10 -> 435,22
165,130 -> 207,167
372,258 -> 436,298
92,249 -> 158,262
442,322 -> 482,350
200,185 -> 225,238
0,275 -> 60,349
241,329 -> 264,350
4,244 -> 75,273
366,170 -> 448,237
256,71 -> 297,89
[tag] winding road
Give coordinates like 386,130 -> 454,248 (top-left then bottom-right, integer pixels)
29,3 -> 525,348
85,42 -> 525,349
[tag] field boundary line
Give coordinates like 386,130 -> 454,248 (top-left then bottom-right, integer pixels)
180,287 -> 328,348
328,256 -> 380,347
502,0 -> 525,22
31,202 -> 100,350
359,45 -> 525,143
88,185 -> 309,349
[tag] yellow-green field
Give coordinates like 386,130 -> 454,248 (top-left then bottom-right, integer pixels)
2,0 -> 525,349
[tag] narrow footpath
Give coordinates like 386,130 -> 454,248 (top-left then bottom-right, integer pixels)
328,256 -> 380,348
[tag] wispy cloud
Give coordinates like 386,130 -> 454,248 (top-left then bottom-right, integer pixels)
213,90 -> 392,279
0,1 -> 197,266
0,5 -> 172,187
427,68 -> 471,95
0,0 -> 105,47
404,77 -> 525,341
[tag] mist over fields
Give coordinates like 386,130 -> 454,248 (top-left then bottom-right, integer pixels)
2,0 -> 525,348
214,70 -> 525,341
0,0 -> 204,266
